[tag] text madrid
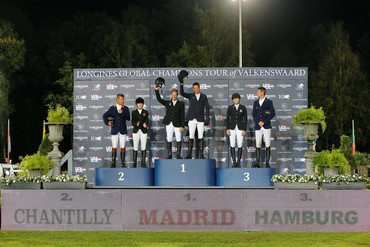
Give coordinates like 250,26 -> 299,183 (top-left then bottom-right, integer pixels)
75,68 -> 306,78
12,209 -> 358,226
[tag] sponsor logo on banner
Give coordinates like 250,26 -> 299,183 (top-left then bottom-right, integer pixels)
77,124 -> 84,130
277,158 -> 292,162
263,83 -> 275,89
140,82 -> 148,89
75,167 -> 87,173
281,145 -> 288,151
279,125 -> 291,131
73,157 -> 88,161
121,84 -> 135,89
200,84 -> 211,89
76,105 -> 87,111
90,105 -> 104,110
277,115 -> 292,120
233,82 -> 241,88
213,105 -> 228,109
91,94 -> 103,100
152,115 -> 164,121
278,136 -> 292,141
89,126 -> 104,130
74,84 -> 88,89
295,158 -> 306,162
213,84 -> 229,89
293,105 -> 307,110
277,84 -> 291,88
215,157 -> 227,163
74,136 -> 88,141
106,84 -> 118,90
104,95 -> 116,99
152,157 -> 163,163
75,95 -> 87,100
90,157 -> 102,162
296,83 -> 305,90
215,137 -> 227,141
127,136 -> 133,141
151,105 -> 165,109
77,146 -> 85,152
93,84 -> 101,91
89,147 -> 103,151
105,146 -> 112,152
215,115 -> 227,121
247,147 -> 256,153
91,136 -> 102,141
204,126 -> 212,132
151,147 -> 166,151
245,84 -> 260,88
171,146 -> 178,152
279,94 -> 290,99
247,94 -> 258,100
277,103 -> 291,112
293,147 -> 308,152
75,115 -> 88,120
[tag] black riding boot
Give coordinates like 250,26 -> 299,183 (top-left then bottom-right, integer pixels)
230,147 -> 236,167
110,148 -> 117,168
186,139 -> 193,159
120,148 -> 126,168
141,151 -> 146,168
199,138 -> 206,159
167,142 -> 172,159
237,147 -> 243,168
252,148 -> 261,168
133,151 -> 138,168
176,142 -> 183,159
265,147 -> 271,168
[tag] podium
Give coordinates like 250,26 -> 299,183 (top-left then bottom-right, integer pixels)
154,159 -> 216,186
94,168 -> 154,187
216,168 -> 276,187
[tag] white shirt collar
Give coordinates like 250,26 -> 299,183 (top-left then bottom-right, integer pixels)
116,104 -> 122,110
195,93 -> 200,100
138,109 -> 142,114
172,100 -> 177,105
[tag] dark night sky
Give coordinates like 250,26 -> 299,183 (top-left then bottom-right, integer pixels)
11,0 -> 370,65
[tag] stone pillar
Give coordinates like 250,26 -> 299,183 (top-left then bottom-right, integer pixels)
46,122 -> 68,177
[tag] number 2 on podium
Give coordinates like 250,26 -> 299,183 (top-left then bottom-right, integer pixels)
118,172 -> 125,181
180,164 -> 186,173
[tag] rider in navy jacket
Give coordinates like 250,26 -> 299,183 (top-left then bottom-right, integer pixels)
103,104 -> 130,135
252,98 -> 275,130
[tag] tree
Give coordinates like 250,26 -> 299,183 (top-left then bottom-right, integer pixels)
0,19 -> 25,162
310,22 -> 367,151
166,3 -> 254,67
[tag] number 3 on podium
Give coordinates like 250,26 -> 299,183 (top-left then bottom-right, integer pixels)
244,172 -> 250,182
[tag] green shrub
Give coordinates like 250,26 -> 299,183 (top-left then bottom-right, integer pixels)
313,149 -> 350,175
339,135 -> 359,169
293,105 -> 326,132
47,104 -> 72,123
38,133 -> 53,155
18,152 -> 53,176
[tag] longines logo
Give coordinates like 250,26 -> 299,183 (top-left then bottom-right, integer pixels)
293,147 -> 308,151
245,84 -> 260,88
151,126 -> 164,131
151,105 -> 165,109
277,115 -> 292,120
89,147 -> 103,151
90,105 -> 104,109
121,84 -> 135,89
277,84 -> 291,88
293,105 -> 307,109
213,84 -> 228,89
150,147 -> 165,151
74,136 -> 88,141
74,84 -> 88,89
89,126 -> 103,130
104,95 -> 116,99
213,105 -> 228,109
75,115 -> 88,120
277,158 -> 292,162
215,137 -> 227,141
73,157 -> 88,161
279,137 -> 292,141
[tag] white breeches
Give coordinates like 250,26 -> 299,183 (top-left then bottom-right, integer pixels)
255,127 -> 271,148
111,134 -> 126,149
166,122 -> 182,142
133,130 -> 147,151
188,119 -> 204,139
229,125 -> 244,148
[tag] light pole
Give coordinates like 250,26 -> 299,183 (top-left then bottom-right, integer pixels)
232,0 -> 246,68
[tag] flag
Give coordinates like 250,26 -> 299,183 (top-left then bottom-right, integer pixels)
7,119 -> 11,163
351,120 -> 356,153
42,120 -> 46,140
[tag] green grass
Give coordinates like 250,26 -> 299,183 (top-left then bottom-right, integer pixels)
0,231 -> 369,247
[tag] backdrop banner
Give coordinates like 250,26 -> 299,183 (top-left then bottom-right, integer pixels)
73,68 -> 308,186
